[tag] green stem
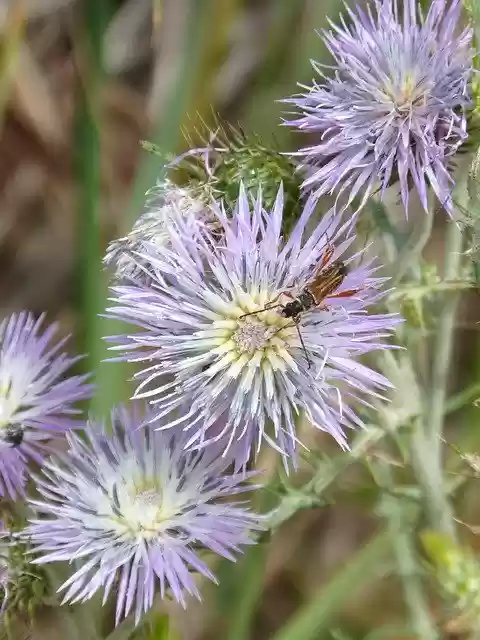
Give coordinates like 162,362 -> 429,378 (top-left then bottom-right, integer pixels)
92,0 -> 214,417
390,520 -> 437,638
74,0 -> 113,379
272,530 -> 392,640
126,0 -> 215,224
379,466 -> 438,640
270,375 -> 475,532
393,210 -> 434,285
427,220 -> 464,453
104,603 -> 170,640
269,427 -> 385,530
225,544 -> 268,640
412,218 -> 463,539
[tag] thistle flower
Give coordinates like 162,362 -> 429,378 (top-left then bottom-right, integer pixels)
0,312 -> 92,498
24,405 -> 261,625
106,185 -> 399,468
104,179 -> 219,282
285,0 -> 473,214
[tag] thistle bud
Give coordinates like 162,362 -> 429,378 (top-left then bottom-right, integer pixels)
174,122 -> 304,233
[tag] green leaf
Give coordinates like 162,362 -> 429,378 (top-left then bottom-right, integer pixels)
223,543 -> 268,640
92,1 -> 215,417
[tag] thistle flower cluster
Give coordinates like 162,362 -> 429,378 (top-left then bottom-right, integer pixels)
0,0 -> 474,631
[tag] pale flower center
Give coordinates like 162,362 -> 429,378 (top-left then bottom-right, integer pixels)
232,321 -> 274,353
382,72 -> 428,113
125,489 -> 179,538
99,465 -> 189,541
198,288 -> 300,378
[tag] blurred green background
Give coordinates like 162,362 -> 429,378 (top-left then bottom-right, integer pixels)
2,1 -> 480,639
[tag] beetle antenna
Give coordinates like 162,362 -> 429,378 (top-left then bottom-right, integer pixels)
239,303 -> 282,319
295,323 -> 312,368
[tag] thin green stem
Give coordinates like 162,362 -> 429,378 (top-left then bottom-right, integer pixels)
427,220 -> 464,451
411,217 -> 463,539
268,427 -> 385,530
379,466 -> 438,640
272,529 -> 392,640
390,520 -> 437,639
104,602 -> 171,640
92,0 -> 214,417
127,1 -> 215,225
271,372 -> 477,530
74,0 -> 113,379
393,210 -> 434,285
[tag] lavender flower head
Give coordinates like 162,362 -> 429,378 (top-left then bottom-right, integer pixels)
107,185 -> 399,468
24,405 -> 261,624
285,0 -> 472,214
104,179 -> 219,282
0,312 -> 92,498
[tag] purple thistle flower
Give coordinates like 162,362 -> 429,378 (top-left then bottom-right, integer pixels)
285,0 -> 472,214
24,405 -> 262,625
0,312 -> 92,499
106,185 -> 400,468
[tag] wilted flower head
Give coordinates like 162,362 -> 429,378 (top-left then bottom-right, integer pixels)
104,179 -> 219,282
285,0 -> 472,214
106,185 -> 399,469
0,312 -> 92,498
24,405 -> 261,625
0,520 -> 48,622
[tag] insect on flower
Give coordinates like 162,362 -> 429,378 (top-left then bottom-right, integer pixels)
1,424 -> 24,448
241,247 -> 359,367
106,185 -> 400,466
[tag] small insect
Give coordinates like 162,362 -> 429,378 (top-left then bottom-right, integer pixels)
240,248 -> 359,367
1,424 -> 25,447
280,260 -> 349,321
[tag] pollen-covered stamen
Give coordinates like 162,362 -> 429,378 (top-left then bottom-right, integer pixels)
232,321 -> 274,353
134,488 -> 161,507
382,72 -> 428,114
111,482 -> 179,539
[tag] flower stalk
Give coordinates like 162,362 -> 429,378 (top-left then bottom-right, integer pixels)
378,464 -> 438,640
411,213 -> 464,539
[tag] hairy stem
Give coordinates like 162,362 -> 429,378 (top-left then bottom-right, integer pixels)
427,220 -> 464,453
391,518 -> 437,639
393,209 -> 434,285
412,217 -> 463,539
272,529 -> 392,640
379,466 -> 438,640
